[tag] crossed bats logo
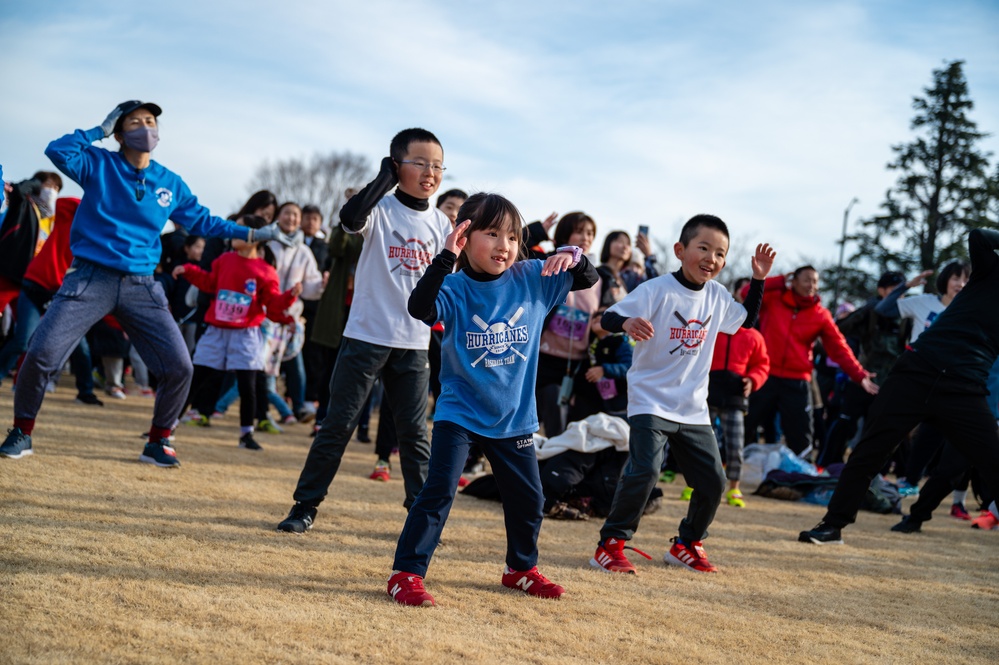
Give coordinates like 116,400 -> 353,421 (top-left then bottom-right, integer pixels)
669,310 -> 712,354
388,230 -> 434,273
466,307 -> 529,367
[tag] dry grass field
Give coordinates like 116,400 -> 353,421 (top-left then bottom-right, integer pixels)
1,382 -> 997,665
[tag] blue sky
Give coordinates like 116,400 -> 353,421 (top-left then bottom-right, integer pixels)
2,0 -> 997,274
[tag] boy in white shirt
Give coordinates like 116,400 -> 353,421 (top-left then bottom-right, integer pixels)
590,215 -> 775,573
276,128 -> 453,532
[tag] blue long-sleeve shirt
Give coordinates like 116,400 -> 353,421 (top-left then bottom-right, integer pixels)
45,127 -> 249,274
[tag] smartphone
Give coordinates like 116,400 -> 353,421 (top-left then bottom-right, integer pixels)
638,225 -> 650,238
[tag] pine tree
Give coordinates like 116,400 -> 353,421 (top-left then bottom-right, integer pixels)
850,60 -> 994,291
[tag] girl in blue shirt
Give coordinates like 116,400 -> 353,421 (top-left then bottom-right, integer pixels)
387,193 -> 598,607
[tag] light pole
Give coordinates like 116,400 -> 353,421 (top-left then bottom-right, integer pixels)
833,197 -> 859,310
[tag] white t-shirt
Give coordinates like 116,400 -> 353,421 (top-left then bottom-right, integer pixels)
897,293 -> 945,343
607,274 -> 746,424
343,195 -> 453,350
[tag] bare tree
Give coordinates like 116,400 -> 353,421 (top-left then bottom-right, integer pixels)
248,151 -> 373,227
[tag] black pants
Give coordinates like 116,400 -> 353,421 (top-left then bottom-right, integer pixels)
819,381 -> 877,467
908,443 -> 987,522
823,352 -> 999,528
745,376 -> 813,454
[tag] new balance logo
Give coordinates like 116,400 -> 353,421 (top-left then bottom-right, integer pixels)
514,576 -> 533,591
390,582 -> 405,598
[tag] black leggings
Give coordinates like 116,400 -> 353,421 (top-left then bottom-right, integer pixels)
186,366 -> 259,428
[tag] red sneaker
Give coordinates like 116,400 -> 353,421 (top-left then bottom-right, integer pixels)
501,566 -> 565,599
665,538 -> 718,573
387,571 -> 435,607
369,461 -> 391,482
590,537 -> 652,574
971,510 -> 999,530
950,503 -> 972,521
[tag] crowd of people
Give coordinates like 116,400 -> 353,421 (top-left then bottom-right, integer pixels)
1,100 -> 997,608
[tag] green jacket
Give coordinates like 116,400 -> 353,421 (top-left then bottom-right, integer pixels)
310,226 -> 363,349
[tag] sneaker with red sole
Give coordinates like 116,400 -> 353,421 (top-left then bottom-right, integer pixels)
665,537 -> 718,573
590,537 -> 652,574
971,510 -> 999,530
387,571 -> 435,607
950,503 -> 972,521
501,566 -> 564,599
369,460 -> 391,482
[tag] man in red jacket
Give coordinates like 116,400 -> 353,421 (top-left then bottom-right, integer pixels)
744,266 -> 877,457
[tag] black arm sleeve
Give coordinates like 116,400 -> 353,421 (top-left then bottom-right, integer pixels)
600,310 -> 627,333
408,249 -> 457,324
523,221 -> 549,248
338,157 -> 398,232
740,278 -> 764,328
969,228 -> 999,279
569,254 -> 599,291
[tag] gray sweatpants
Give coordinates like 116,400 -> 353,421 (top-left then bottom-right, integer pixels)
601,414 -> 725,543
14,259 -> 192,432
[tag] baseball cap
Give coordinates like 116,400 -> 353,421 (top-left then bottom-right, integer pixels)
877,271 -> 905,289
113,100 -> 162,133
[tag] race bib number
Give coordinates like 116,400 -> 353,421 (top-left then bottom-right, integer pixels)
596,377 -> 618,400
549,304 -> 589,342
215,289 -> 252,324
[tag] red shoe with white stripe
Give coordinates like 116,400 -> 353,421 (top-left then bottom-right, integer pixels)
387,571 -> 435,607
664,537 -> 718,573
590,537 -> 653,574
501,566 -> 564,599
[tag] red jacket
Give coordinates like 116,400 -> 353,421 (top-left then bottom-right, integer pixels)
753,275 -> 867,383
710,327 -> 770,392
21,197 -> 79,293
183,252 -> 296,329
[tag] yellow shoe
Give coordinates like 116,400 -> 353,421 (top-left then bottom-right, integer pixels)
726,488 -> 746,508
680,486 -> 693,501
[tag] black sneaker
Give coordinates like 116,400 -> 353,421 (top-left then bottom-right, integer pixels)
139,439 -> 181,468
890,515 -> 923,533
0,427 -> 33,459
798,522 -> 844,545
277,503 -> 317,533
545,501 -> 589,520
356,426 -> 371,443
75,393 -> 105,407
239,433 -> 263,450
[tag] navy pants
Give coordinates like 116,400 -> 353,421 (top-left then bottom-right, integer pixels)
393,421 -> 544,578
13,260 -> 192,432
293,338 -> 430,509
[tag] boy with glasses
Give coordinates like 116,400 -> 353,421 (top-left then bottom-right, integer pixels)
277,128 -> 453,533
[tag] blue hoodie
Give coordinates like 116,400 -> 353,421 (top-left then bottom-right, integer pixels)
45,127 -> 249,274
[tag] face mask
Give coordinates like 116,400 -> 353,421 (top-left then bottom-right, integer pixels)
123,126 -> 159,152
35,186 -> 58,218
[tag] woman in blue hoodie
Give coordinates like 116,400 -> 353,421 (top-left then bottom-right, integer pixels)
0,101 -> 286,468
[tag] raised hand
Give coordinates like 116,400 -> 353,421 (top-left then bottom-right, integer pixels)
100,103 -> 128,138
445,220 -> 470,255
751,243 -> 777,280
542,212 -> 559,232
541,251 -> 575,276
906,269 -> 934,289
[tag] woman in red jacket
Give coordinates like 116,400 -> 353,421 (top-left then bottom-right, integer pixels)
744,266 -> 877,457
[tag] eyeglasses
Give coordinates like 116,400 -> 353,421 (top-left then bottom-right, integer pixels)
399,160 -> 446,175
135,173 -> 145,202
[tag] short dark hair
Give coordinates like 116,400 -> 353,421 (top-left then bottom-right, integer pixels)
936,261 -> 970,294
183,235 -> 204,248
730,276 -> 751,295
877,271 -> 905,290
301,204 -> 322,219
600,230 -> 631,264
32,171 -> 63,191
453,193 -> 525,271
679,214 -> 728,246
553,212 -> 596,248
390,128 -> 442,162
277,201 -> 301,217
436,189 -> 468,208
793,265 -> 817,279
232,190 -> 278,220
